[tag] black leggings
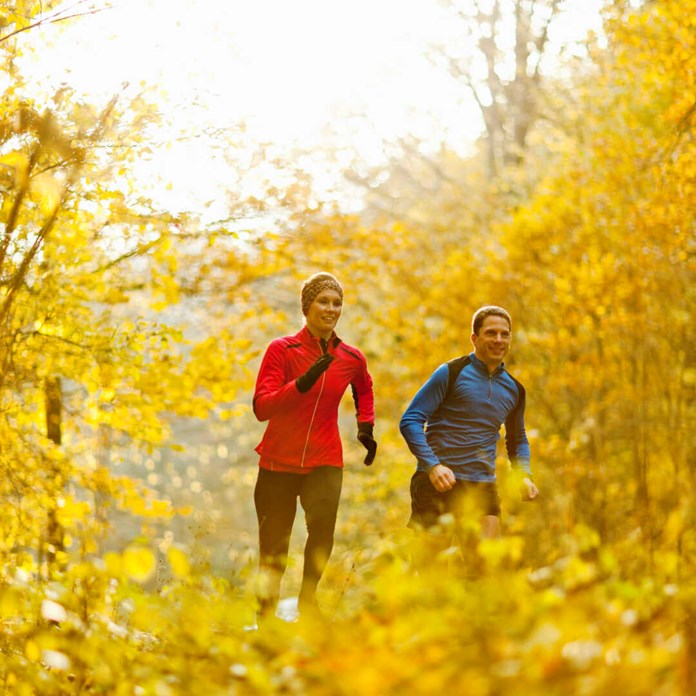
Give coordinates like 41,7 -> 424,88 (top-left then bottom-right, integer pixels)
254,466 -> 343,612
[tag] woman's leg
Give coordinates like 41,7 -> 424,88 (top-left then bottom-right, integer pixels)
254,469 -> 301,615
298,466 -> 343,612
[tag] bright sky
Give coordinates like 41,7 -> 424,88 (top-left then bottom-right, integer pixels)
21,0 -> 606,217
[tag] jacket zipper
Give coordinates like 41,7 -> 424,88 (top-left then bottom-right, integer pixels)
300,375 -> 325,467
300,342 -> 329,467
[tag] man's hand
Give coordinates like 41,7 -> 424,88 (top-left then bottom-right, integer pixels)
521,477 -> 539,501
429,464 -> 456,492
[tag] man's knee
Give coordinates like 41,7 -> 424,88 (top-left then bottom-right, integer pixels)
481,514 -> 500,538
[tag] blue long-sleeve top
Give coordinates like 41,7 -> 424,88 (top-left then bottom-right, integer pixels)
399,353 -> 531,482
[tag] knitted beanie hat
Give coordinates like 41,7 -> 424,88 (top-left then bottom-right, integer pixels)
301,272 -> 343,316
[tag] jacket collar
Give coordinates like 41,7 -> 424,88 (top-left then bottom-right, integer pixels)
296,325 -> 342,349
469,351 -> 505,376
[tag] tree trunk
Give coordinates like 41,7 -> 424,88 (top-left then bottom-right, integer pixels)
45,376 -> 65,571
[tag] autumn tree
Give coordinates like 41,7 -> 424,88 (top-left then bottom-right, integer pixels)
475,0 -> 695,572
0,1 -> 694,694
0,2 -> 233,575
434,0 -> 570,178
251,0 -> 694,571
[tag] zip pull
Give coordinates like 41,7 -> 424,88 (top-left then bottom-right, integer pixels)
320,337 -> 328,355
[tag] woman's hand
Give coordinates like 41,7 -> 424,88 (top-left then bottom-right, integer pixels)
357,422 -> 377,466
295,353 -> 334,393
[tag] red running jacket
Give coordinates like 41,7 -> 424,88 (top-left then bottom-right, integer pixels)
253,326 -> 375,471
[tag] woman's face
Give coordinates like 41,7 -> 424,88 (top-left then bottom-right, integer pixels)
305,289 -> 343,339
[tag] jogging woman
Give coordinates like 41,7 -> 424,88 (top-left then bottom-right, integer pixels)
252,272 -> 376,619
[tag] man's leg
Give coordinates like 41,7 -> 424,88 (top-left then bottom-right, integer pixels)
452,481 -> 502,577
481,514 -> 501,538
254,469 -> 300,616
298,466 -> 343,613
407,471 -> 454,571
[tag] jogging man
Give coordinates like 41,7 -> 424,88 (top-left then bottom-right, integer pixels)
399,306 -> 538,561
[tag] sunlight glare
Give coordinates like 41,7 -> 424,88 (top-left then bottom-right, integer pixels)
19,0 -> 606,215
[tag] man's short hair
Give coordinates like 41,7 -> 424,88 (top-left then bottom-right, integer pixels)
472,306 -> 512,335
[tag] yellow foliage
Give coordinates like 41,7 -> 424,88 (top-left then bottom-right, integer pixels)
103,551 -> 123,577
0,1 -> 692,694
122,546 -> 156,584
54,496 -> 92,528
0,587 -> 23,619
167,545 -> 191,579
0,150 -> 29,188
24,639 -> 41,662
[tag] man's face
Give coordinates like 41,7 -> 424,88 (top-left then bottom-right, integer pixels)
471,315 -> 511,369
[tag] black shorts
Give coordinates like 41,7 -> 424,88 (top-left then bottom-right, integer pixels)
408,470 -> 501,529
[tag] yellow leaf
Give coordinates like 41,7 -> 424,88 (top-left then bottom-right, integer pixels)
25,640 -> 41,662
122,546 -> 156,584
34,173 -> 62,216
0,587 -> 22,618
104,552 -> 123,577
167,546 -> 190,579
147,499 -> 173,517
0,150 -> 29,187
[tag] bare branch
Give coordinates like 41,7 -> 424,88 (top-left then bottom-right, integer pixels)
531,0 -> 563,79
0,2 -> 111,45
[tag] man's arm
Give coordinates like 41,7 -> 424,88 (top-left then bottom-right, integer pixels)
504,381 -> 531,475
399,364 -> 448,468
504,381 -> 538,500
399,364 -> 457,494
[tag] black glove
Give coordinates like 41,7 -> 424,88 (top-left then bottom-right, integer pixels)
295,353 -> 334,393
357,422 -> 377,466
